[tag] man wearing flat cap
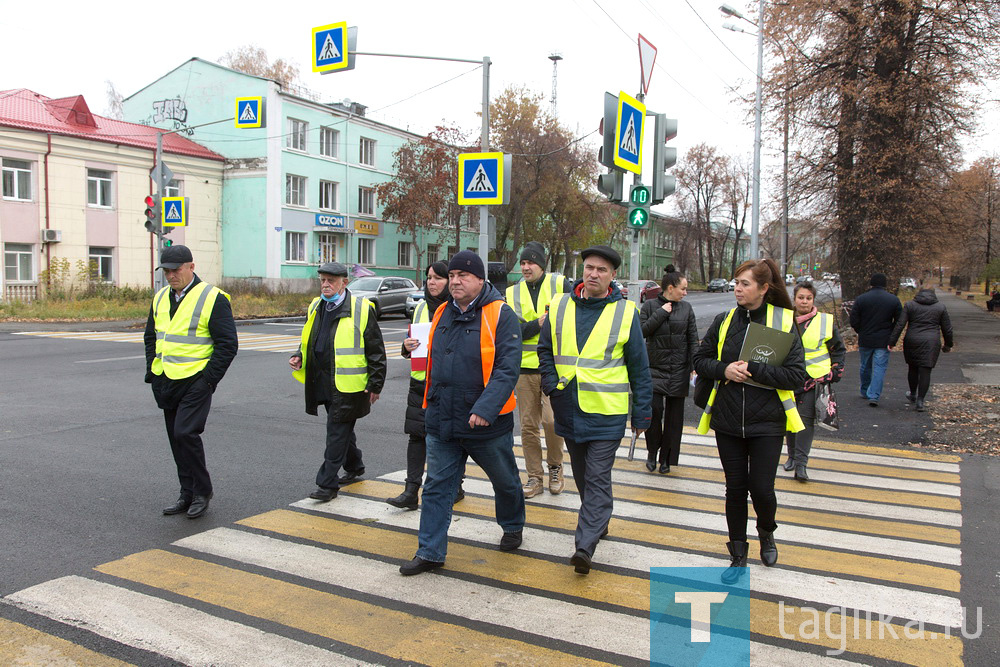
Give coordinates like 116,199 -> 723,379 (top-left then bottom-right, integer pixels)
538,245 -> 652,574
144,245 -> 238,519
505,242 -> 573,499
290,262 -> 386,502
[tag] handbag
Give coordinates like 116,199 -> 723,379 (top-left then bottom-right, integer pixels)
693,373 -> 714,409
815,382 -> 840,431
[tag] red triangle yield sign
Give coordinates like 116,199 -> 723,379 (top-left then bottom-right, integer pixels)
638,34 -> 658,95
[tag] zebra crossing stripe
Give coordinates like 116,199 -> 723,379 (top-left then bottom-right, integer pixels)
0,615 -> 134,666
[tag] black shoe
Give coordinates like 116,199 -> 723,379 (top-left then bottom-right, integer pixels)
399,556 -> 444,576
721,541 -> 749,584
658,462 -> 670,474
498,530 -> 522,551
906,391 -> 916,403
309,486 -> 338,502
794,464 -> 809,482
570,549 -> 592,574
758,530 -> 778,567
162,495 -> 192,515
454,483 -> 465,504
916,398 -> 926,412
645,455 -> 656,472
782,457 -> 795,472
338,469 -> 365,485
869,400 -> 879,407
186,494 -> 212,519
387,482 -> 419,510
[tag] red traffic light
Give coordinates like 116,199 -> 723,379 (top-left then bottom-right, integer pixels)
144,195 -> 155,208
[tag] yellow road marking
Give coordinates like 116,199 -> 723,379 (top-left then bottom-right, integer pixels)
0,617 -> 133,666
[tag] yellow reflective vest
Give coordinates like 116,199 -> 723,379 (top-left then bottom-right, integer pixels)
409,299 -> 431,381
800,312 -> 834,379
293,295 -> 372,392
697,304 -> 805,435
506,273 -> 565,369
151,282 -> 228,380
548,293 -> 636,415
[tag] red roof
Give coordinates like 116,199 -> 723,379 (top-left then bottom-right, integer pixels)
0,89 -> 223,161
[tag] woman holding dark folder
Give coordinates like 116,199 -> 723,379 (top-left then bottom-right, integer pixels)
693,259 -> 807,584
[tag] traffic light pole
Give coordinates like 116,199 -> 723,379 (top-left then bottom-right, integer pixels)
154,132 -> 164,291
627,93 -> 644,305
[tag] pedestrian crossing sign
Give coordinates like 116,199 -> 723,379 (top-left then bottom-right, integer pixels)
615,91 -> 646,174
234,97 -> 265,128
161,196 -> 188,227
312,22 -> 349,73
457,152 -> 511,205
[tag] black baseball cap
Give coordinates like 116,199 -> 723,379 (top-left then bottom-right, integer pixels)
157,244 -> 193,269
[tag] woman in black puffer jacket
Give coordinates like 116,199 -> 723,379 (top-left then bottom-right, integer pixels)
639,265 -> 698,474
889,288 -> 954,412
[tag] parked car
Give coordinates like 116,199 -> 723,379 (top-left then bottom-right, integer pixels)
612,279 -> 629,298
795,275 -> 814,285
785,274 -> 796,285
707,278 -> 730,293
728,278 -> 737,289
404,291 -> 424,318
639,280 -> 662,302
347,276 -> 418,319
900,277 -> 918,289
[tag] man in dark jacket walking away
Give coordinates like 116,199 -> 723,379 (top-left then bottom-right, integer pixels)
400,251 -> 524,576
290,262 -> 386,502
849,273 -> 902,406
889,288 -> 954,411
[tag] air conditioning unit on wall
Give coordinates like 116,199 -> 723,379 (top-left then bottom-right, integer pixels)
41,229 -> 62,243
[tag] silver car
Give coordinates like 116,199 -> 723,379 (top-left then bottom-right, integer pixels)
347,276 -> 418,319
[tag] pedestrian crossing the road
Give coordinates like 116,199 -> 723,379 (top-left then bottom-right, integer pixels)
2,432 -> 966,665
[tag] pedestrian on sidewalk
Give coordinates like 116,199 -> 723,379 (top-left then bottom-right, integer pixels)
538,245 -> 652,575
783,282 -> 846,482
639,264 -> 698,474
889,288 -> 954,412
505,242 -> 573,499
849,273 -> 901,407
144,245 -> 238,520
400,251 -> 524,576
693,259 -> 806,583
290,262 -> 386,503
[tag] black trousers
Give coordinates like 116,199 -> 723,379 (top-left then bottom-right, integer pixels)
316,414 -> 364,490
715,432 -> 783,541
646,394 -> 685,465
405,433 -> 427,486
907,365 -> 932,400
162,379 -> 214,498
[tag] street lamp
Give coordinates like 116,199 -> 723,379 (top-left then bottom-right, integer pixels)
720,2 -> 764,260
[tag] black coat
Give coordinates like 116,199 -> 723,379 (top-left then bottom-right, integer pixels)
693,303 -> 808,437
639,296 -> 698,397
889,289 -> 954,368
850,286 -> 902,348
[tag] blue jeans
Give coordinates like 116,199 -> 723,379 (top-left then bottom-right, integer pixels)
416,431 -> 525,563
858,347 -> 890,401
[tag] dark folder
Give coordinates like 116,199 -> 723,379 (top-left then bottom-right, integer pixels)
738,321 -> 797,388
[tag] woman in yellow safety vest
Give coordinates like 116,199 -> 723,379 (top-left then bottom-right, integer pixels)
693,258 -> 807,584
783,281 -> 846,482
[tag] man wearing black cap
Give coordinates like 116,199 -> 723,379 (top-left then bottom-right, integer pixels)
849,273 -> 902,406
144,245 -> 238,519
400,250 -> 524,575
290,262 -> 386,501
538,245 -> 652,574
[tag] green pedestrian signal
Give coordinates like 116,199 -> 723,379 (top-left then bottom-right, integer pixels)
629,184 -> 650,205
627,184 -> 651,229
627,206 -> 649,229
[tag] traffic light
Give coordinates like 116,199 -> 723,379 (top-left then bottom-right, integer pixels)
597,170 -> 624,202
627,184 -> 651,229
143,194 -> 161,234
598,91 -> 618,169
651,114 -> 678,204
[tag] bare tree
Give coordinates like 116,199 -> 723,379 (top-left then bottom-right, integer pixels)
220,45 -> 299,88
104,81 -> 123,120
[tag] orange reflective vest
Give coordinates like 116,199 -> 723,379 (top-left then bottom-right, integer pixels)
422,300 -> 517,414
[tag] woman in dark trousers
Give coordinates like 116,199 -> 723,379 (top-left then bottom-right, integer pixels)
783,282 -> 846,482
639,265 -> 698,474
387,262 -> 457,509
889,288 -> 954,412
693,258 -> 807,584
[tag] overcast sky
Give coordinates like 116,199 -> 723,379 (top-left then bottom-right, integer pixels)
7,0 -> 999,217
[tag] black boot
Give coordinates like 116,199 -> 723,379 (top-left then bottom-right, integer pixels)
915,397 -> 926,412
794,464 -> 809,482
454,482 -> 465,504
645,452 -> 656,472
782,457 -> 795,471
721,541 -> 749,584
759,530 -> 778,566
387,482 -> 420,510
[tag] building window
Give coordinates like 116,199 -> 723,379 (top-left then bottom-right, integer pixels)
88,247 -> 113,283
357,237 -> 375,265
87,169 -> 113,207
447,245 -> 459,259
2,159 -> 31,201
164,179 -> 181,198
286,174 -> 306,207
285,231 -> 307,263
287,118 -> 307,151
317,232 -> 337,264
426,243 -> 440,265
320,127 -> 339,158
3,243 -> 33,282
398,241 -> 414,267
319,180 -> 339,211
358,186 -> 375,216
359,137 -> 376,166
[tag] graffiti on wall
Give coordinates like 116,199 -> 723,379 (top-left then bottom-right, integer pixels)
144,97 -> 194,135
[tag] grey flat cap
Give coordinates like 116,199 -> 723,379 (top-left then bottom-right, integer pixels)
318,261 -> 348,277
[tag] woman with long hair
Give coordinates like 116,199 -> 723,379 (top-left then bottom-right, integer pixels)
639,265 -> 698,474
693,259 -> 807,583
889,288 -> 954,412
783,282 -> 846,481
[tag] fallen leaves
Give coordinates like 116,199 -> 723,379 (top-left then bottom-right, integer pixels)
923,384 -> 1000,455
